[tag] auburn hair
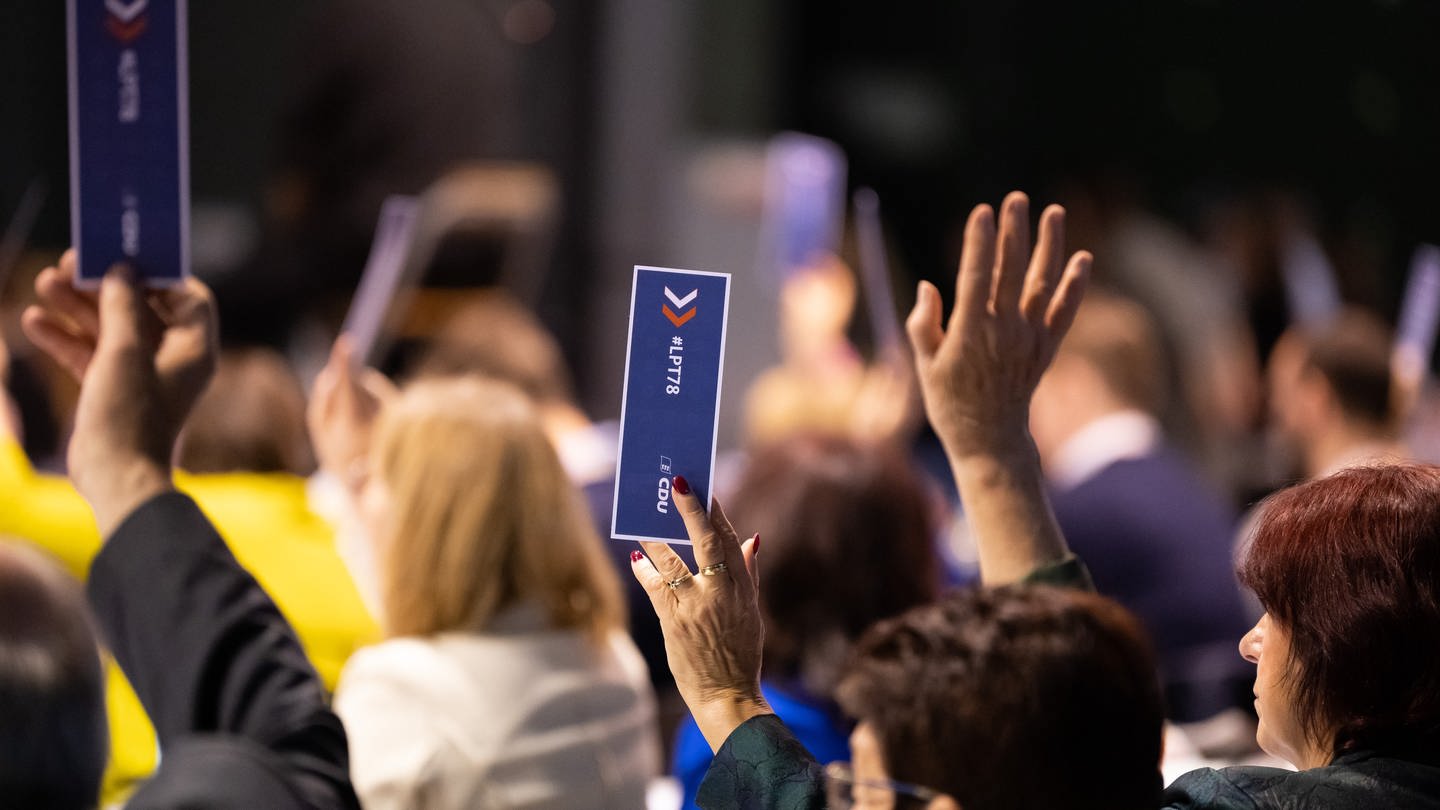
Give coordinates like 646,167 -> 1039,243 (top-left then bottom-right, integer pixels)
1241,463 -> 1440,757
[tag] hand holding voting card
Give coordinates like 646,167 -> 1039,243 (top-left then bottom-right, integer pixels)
68,0 -> 189,286
612,267 -> 731,543
340,196 -> 422,369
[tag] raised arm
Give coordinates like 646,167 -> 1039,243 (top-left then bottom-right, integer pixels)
906,192 -> 1090,584
22,252 -> 359,809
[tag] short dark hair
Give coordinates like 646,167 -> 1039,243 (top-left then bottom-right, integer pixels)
410,290 -> 575,406
0,543 -> 107,808
1298,309 -> 1395,429
177,347 -> 314,475
836,585 -> 1164,810
728,435 -> 938,697
1240,463 -> 1440,756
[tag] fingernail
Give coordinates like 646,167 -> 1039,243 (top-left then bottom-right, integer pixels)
630,550 -> 645,563
752,534 -> 761,555
673,475 -> 691,495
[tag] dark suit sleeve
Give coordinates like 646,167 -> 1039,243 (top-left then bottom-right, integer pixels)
696,714 -> 826,810
87,492 -> 359,810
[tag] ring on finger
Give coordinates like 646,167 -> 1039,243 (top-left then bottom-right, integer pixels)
698,563 -> 728,576
666,574 -> 694,590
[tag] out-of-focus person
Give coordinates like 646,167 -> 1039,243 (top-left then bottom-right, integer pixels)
1266,308 -> 1408,479
669,435 -> 940,808
0,339 -> 376,801
16,254 -> 360,808
1029,291 -> 1251,723
0,541 -> 106,809
310,351 -> 659,809
743,255 -> 917,448
408,291 -> 686,740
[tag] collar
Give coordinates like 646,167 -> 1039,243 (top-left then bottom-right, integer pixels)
1048,410 -> 1162,492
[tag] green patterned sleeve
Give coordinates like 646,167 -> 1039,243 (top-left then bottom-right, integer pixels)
1020,554 -> 1095,591
696,714 -> 827,810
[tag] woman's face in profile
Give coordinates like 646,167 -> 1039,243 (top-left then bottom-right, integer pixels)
1240,612 -> 1317,767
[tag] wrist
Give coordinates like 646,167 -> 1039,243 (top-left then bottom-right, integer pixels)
79,459 -> 175,538
690,686 -> 773,753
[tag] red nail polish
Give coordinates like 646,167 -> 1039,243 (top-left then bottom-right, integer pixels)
673,475 -> 691,495
630,550 -> 645,563
752,534 -> 761,555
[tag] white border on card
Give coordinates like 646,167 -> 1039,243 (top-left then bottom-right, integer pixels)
177,0 -> 190,281
66,0 -> 81,279
611,265 -> 731,545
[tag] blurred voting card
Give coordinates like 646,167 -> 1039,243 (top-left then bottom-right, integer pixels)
1395,244 -> 1440,385
853,187 -> 903,355
341,196 -> 422,369
68,0 -> 189,286
612,266 -> 731,543
760,132 -> 847,283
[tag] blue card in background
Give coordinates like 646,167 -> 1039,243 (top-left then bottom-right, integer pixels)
68,0 -> 189,286
612,266 -> 732,544
760,132 -> 847,284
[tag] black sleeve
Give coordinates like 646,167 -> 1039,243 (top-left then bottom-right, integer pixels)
697,714 -> 826,810
87,491 -> 360,810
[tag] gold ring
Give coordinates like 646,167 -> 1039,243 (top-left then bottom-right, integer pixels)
699,563 -> 728,576
666,574 -> 693,590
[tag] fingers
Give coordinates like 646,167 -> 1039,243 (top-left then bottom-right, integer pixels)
21,306 -> 94,381
905,280 -> 944,364
630,549 -> 669,601
672,477 -> 722,567
35,263 -> 101,339
707,496 -> 747,579
740,534 -> 760,591
951,204 -> 996,334
990,192 -> 1031,315
638,541 -> 695,594
1045,251 -> 1093,343
96,265 -> 153,354
1021,205 -> 1067,323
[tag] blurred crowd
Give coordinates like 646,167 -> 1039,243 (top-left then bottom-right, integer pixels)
4,3 -> 1440,810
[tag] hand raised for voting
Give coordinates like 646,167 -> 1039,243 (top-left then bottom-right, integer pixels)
21,250 -> 218,536
630,480 -> 767,753
906,192 -> 1090,459
307,336 -> 396,493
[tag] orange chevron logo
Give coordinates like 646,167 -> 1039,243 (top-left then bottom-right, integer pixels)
663,287 -> 697,327
105,0 -> 150,43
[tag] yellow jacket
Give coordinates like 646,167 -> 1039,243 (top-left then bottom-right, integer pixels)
0,439 -> 380,802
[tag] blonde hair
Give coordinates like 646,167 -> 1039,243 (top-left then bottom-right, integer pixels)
371,376 -> 623,641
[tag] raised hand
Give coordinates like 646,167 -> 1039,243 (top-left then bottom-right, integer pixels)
906,192 -> 1090,458
905,192 -> 1091,583
21,250 -> 219,535
306,336 -> 396,493
630,480 -> 767,752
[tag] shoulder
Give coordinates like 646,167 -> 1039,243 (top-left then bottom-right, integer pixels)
1164,756 -> 1440,810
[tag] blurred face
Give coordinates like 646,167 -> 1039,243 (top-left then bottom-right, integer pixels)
1239,612 -> 1324,768
844,723 -> 958,810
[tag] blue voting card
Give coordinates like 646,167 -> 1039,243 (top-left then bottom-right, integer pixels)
760,133 -> 847,284
68,0 -> 189,286
1396,244 -> 1440,383
612,266 -> 732,544
341,196 -> 421,369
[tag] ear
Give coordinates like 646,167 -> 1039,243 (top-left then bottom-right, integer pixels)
927,796 -> 962,810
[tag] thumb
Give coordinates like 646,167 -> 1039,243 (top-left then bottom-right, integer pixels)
96,264 -> 149,354
905,280 -> 944,363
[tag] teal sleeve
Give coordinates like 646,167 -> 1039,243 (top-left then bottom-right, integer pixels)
696,714 -> 826,810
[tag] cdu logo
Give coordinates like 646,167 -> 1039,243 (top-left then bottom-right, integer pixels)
663,286 -> 698,327
105,0 -> 149,44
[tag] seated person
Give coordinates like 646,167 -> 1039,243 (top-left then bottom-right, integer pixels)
670,435 -> 940,807
15,256 -> 358,807
1030,291 -> 1250,722
635,193 -> 1440,810
309,345 -> 660,809
1,306 -> 376,800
